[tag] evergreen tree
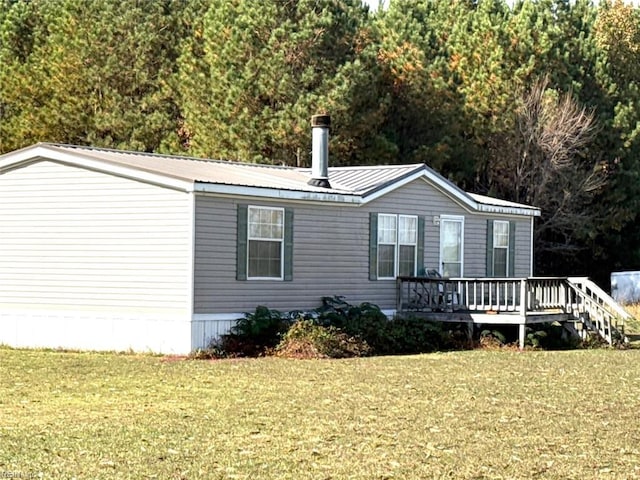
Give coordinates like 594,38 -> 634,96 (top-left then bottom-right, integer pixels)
176,0 -> 390,166
590,0 -> 640,274
0,0 -> 193,153
374,0 -> 473,184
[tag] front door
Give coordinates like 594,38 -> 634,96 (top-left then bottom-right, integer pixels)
440,215 -> 464,277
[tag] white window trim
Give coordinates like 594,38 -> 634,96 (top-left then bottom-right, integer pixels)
377,213 -> 418,280
377,213 -> 398,280
247,205 -> 285,280
398,214 -> 418,277
439,215 -> 464,277
493,220 -> 510,277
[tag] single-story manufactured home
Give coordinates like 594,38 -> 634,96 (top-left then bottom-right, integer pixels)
0,117 -> 541,353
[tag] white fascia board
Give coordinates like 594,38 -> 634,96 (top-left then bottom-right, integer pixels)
194,182 -> 362,204
0,145 -> 194,192
197,167 -> 538,217
186,192 -> 196,323
475,203 -> 541,217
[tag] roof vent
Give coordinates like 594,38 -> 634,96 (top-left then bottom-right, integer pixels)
308,114 -> 331,188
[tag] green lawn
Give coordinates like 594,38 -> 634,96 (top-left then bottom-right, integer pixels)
1,348 -> 640,479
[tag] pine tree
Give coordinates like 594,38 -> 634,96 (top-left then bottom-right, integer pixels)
0,0 -> 193,153
176,0 -> 390,166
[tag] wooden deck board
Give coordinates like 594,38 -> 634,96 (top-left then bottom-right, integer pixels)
396,310 -> 571,325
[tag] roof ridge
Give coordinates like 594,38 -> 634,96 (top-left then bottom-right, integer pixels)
298,163 -> 425,172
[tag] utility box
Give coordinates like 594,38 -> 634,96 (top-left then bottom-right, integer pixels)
610,271 -> 640,305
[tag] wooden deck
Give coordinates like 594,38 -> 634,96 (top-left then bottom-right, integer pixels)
396,276 -> 630,348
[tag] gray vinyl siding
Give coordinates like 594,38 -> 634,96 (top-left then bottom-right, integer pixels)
194,196 -> 373,312
193,179 -> 535,313
0,161 -> 192,316
513,218 -> 532,277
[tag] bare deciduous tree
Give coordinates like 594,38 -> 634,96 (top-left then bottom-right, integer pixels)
484,76 -> 608,271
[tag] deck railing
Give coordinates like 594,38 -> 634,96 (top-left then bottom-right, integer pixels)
396,276 -> 570,314
396,276 -> 628,345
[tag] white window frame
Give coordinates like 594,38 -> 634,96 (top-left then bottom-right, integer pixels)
493,220 -> 509,277
247,205 -> 284,280
377,213 -> 397,280
439,215 -> 464,277
398,214 -> 418,277
377,213 -> 418,279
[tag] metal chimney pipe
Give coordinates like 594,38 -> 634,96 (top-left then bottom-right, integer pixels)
308,114 -> 331,188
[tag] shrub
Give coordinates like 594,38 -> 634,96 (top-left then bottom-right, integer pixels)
379,316 -> 451,355
316,297 -> 454,355
479,329 -> 508,349
219,298 -> 474,357
580,331 -> 610,349
275,319 -> 370,359
221,306 -> 292,356
526,323 -> 581,350
316,296 -> 391,352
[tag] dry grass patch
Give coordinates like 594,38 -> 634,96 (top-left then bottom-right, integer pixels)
1,347 -> 640,479
623,303 -> 640,332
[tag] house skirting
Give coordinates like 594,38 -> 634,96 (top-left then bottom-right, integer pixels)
0,308 -> 192,354
191,314 -> 242,350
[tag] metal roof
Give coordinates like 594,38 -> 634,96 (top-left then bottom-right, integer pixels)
0,143 -> 541,215
41,144 -> 342,194
27,144 -> 432,197
468,193 -> 536,210
306,164 -> 425,195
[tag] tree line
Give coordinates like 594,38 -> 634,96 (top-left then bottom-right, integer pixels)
2,0 -> 639,283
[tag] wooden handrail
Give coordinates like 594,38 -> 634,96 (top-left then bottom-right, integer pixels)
396,276 -> 628,345
396,276 -> 565,314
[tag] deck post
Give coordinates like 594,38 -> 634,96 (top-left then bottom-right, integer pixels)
518,323 -> 526,350
519,279 -> 527,350
519,279 -> 528,317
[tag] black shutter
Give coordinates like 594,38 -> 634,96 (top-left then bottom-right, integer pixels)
508,221 -> 516,277
486,219 -> 494,277
236,204 -> 248,281
369,212 -> 378,280
417,216 -> 425,276
284,208 -> 294,281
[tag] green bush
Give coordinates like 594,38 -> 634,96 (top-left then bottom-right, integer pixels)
379,316 -> 453,355
477,328 -> 511,349
316,297 -> 454,355
316,296 -> 390,352
525,323 -> 580,350
275,319 -> 370,359
221,306 -> 292,356
219,298 -> 470,358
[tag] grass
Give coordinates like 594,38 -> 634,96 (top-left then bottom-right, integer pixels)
623,303 -> 640,333
2,348 -> 640,479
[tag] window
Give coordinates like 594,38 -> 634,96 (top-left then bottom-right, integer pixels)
492,220 -> 509,277
440,215 -> 464,277
377,214 -> 397,278
237,205 -> 293,281
486,219 -> 516,277
398,215 -> 418,276
248,206 -> 284,278
374,213 -> 419,279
